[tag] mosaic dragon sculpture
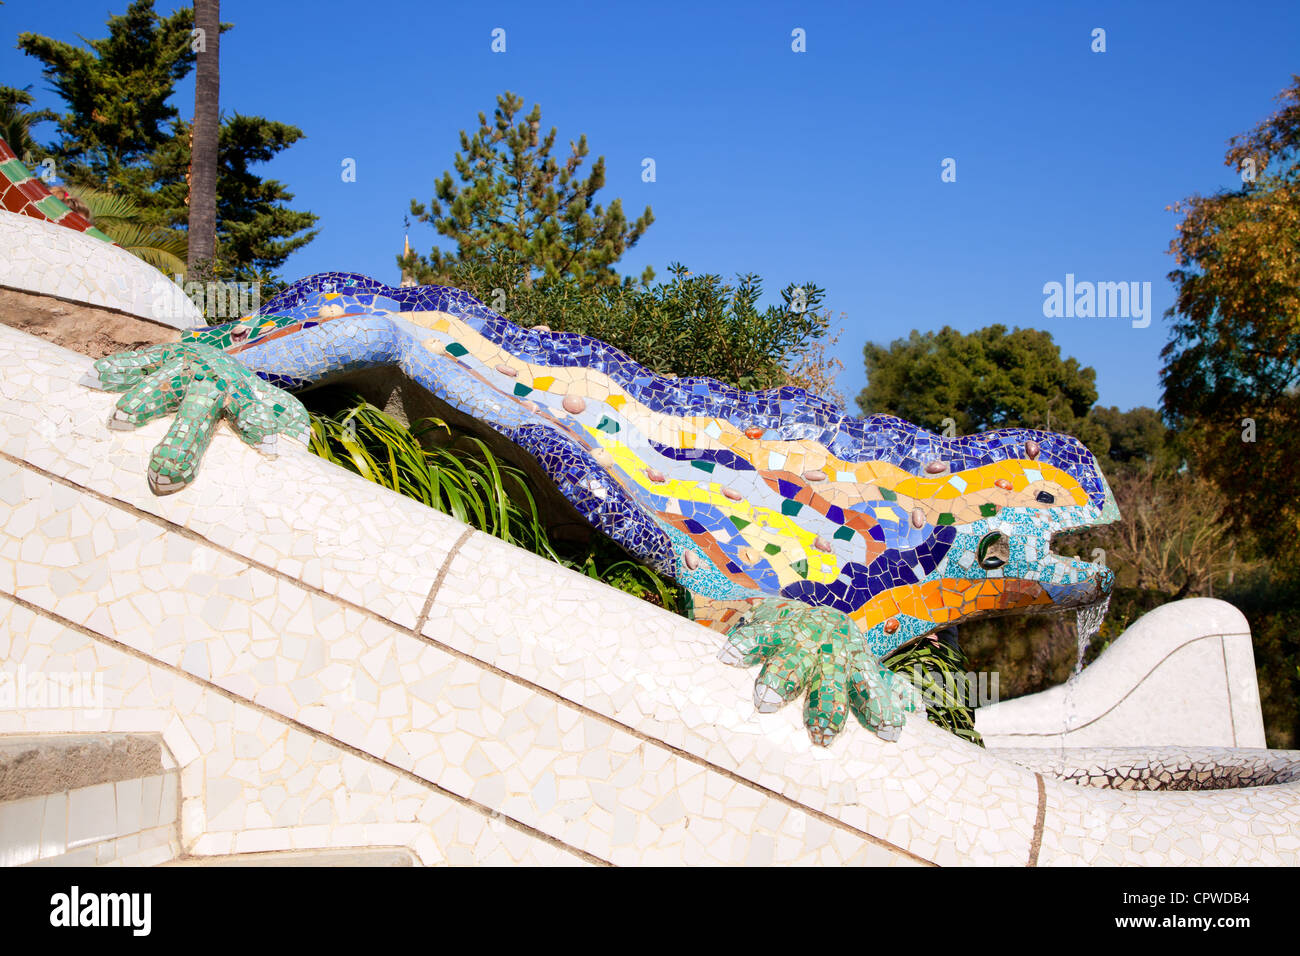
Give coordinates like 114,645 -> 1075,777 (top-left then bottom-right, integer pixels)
4,129 -> 1118,747
83,275 -> 1119,746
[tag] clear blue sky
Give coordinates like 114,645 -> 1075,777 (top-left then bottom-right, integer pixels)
4,0 -> 1297,412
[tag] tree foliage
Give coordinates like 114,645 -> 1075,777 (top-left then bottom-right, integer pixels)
1162,75 -> 1300,420
1088,405 -> 1176,473
406,91 -> 654,289
0,84 -> 56,160
148,115 -> 320,280
1102,469 -> 1249,599
856,324 -> 1106,451
17,0 -> 198,185
1161,74 -> 1300,558
433,251 -> 833,393
15,0 -> 317,281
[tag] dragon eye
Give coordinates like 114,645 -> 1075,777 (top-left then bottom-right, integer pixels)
977,532 -> 1009,570
1035,491 -> 1055,504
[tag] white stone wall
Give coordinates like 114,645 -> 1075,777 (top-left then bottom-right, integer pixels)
1,324 -> 1298,866
975,599 -> 1267,749
0,210 -> 200,331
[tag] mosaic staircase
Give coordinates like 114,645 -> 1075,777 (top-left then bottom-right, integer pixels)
7,128 -> 1300,866
2,323 -> 1300,865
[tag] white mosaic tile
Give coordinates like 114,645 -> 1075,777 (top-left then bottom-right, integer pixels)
977,598 -> 1265,749
0,211 -> 199,330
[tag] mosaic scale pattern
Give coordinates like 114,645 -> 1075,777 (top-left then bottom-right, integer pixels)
89,272 -> 1119,745
0,140 -> 115,242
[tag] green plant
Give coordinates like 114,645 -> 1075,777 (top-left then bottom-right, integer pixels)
422,249 -> 835,395
883,637 -> 984,746
60,185 -> 188,273
305,395 -> 688,611
562,532 -> 690,615
308,400 -> 558,559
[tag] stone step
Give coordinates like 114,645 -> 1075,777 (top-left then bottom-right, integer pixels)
0,734 -> 180,867
161,847 -> 416,867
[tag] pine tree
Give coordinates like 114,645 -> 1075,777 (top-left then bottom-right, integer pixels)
406,91 -> 654,289
17,0 -> 198,189
148,115 -> 320,281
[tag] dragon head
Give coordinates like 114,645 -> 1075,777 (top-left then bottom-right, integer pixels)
673,418 -> 1118,657
813,424 -> 1118,655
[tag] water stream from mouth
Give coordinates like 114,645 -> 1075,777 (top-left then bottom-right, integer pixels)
1073,596 -> 1110,677
1062,596 -> 1111,753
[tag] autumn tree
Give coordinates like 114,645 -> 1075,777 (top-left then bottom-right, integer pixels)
1161,74 -> 1300,557
405,91 -> 654,289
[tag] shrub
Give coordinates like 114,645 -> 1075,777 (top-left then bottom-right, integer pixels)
420,250 -> 841,399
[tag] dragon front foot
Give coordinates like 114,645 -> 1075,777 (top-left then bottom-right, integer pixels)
719,599 -> 923,747
84,342 -> 310,494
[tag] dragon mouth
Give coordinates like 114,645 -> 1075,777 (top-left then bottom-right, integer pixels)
1036,463 -> 1120,610
1038,516 -> 1116,611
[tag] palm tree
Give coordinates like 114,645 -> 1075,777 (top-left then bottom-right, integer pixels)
0,101 -> 38,160
63,185 -> 189,275
0,85 -> 55,162
187,0 -> 220,281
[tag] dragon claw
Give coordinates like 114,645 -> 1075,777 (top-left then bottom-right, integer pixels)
721,598 -> 922,747
87,341 -> 310,494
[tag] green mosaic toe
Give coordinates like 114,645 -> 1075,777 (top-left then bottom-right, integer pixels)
90,342 -> 310,495
847,652 -> 921,742
108,355 -> 188,428
721,598 -> 921,747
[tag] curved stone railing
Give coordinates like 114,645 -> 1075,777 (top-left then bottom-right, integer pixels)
994,747 -> 1300,791
0,210 -> 200,331
0,138 -> 196,330
974,599 -> 1266,749
2,322 -> 1298,865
